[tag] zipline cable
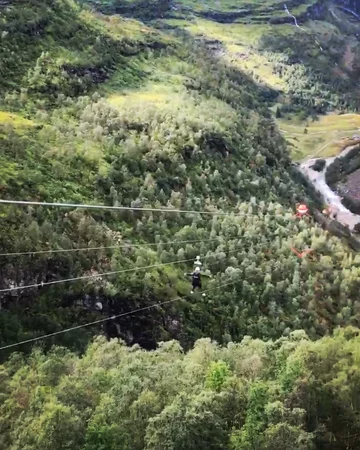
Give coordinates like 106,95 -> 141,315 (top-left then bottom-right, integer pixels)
0,198 -> 290,218
0,280 -> 238,351
0,249 -> 239,294
0,238 -> 219,258
0,199 -> 235,216
0,258 -> 194,293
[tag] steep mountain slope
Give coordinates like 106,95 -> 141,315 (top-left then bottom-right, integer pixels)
171,0 -> 360,112
61,0 -> 360,155
142,0 -> 360,159
1,0 -> 360,359
3,3 -> 360,450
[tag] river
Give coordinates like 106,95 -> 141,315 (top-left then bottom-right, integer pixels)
299,145 -> 360,230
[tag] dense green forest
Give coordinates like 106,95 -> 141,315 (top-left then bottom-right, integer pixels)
2,328 -> 360,450
2,0 -> 360,448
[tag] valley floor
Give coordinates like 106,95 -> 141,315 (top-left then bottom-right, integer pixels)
278,113 -> 360,161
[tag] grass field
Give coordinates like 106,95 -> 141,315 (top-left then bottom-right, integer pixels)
278,114 -> 360,161
0,111 -> 35,138
107,83 -> 184,107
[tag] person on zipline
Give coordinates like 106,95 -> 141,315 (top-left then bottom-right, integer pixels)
185,265 -> 212,296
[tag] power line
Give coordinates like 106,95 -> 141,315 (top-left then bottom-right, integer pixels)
0,199 -> 235,216
0,250 -> 239,294
0,238 -> 218,258
0,280 -> 238,351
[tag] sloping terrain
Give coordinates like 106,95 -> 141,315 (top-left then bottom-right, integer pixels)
3,2 -> 360,450
149,0 -> 360,159
1,0 -> 360,360
81,0 -> 318,22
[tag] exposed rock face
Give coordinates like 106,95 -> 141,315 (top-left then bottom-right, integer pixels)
62,65 -> 110,84
304,0 -> 328,20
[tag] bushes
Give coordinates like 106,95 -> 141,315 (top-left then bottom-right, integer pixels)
353,222 -> 360,234
341,194 -> 360,215
0,0 -> 167,97
325,157 -> 342,188
310,158 -> 326,172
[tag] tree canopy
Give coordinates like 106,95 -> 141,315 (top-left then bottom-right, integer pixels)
2,328 -> 360,450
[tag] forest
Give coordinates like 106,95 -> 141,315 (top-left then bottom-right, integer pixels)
0,0 -> 327,356
2,0 -> 360,448
2,328 -> 360,450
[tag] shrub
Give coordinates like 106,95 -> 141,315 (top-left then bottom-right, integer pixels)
310,159 -> 326,172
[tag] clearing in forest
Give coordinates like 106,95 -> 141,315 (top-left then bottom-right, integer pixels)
0,111 -> 35,138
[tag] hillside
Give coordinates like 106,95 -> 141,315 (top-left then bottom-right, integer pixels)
82,0 -> 360,160
149,0 -> 360,159
3,1 -> 360,449
2,0 -> 360,358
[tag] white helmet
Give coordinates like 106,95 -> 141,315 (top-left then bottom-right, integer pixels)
194,256 -> 202,266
